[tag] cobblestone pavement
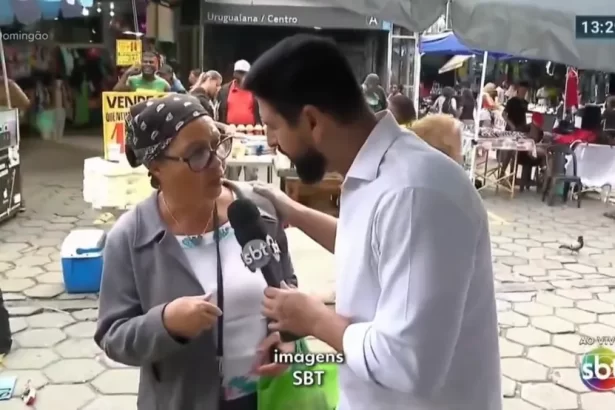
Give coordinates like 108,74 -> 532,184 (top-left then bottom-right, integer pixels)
2,140 -> 615,408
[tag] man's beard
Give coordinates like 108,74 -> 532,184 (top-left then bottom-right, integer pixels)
289,148 -> 327,185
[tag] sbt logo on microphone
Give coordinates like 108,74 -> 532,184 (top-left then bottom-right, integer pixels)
241,235 -> 281,270
580,346 -> 615,391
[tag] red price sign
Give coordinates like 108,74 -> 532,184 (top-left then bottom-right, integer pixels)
111,122 -> 125,153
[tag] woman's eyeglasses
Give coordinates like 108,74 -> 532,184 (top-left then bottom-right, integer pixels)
162,137 -> 233,172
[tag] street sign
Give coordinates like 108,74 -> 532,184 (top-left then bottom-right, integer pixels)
116,40 -> 142,67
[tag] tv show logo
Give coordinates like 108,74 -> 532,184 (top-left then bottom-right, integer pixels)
241,235 -> 281,270
580,346 -> 615,391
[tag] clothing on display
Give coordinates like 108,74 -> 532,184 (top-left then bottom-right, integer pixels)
4,42 -> 113,136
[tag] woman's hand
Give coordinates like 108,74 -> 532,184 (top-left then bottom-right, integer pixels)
162,293 -> 222,339
253,332 -> 295,377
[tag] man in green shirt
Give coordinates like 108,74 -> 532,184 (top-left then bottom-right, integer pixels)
113,51 -> 170,92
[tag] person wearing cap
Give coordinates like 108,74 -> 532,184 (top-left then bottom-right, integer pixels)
94,93 -> 297,410
219,60 -> 262,181
218,60 -> 261,126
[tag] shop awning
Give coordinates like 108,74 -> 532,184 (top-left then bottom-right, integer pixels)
421,31 -> 513,59
438,55 -> 471,74
0,0 -> 89,26
327,0 -> 448,32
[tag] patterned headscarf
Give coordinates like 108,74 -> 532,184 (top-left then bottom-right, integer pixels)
125,94 -> 208,168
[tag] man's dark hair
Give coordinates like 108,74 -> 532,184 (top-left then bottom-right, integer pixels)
190,68 -> 202,77
389,94 -> 416,124
143,51 -> 157,59
517,81 -> 530,88
243,34 -> 366,125
505,97 -> 528,128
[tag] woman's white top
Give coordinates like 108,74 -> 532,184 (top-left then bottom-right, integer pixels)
177,221 -> 267,401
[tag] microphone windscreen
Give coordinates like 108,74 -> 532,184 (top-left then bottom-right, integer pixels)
227,199 -> 268,246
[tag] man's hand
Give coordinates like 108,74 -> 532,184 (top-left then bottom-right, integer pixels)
253,332 -> 294,377
251,182 -> 297,222
125,64 -> 141,76
262,282 -> 329,337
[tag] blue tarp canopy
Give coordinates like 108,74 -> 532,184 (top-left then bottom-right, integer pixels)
420,32 -> 513,59
0,0 -> 93,26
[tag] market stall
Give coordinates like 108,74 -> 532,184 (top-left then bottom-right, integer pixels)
85,98 -> 280,212
0,32 -> 23,224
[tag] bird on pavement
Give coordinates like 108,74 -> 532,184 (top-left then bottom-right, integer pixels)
559,236 -> 584,253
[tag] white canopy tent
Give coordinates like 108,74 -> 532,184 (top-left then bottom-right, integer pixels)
451,0 -> 615,74
331,0 -> 615,72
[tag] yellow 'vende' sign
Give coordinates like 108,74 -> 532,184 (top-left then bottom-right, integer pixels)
116,40 -> 142,66
102,92 -> 166,162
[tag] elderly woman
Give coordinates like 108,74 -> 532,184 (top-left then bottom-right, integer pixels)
388,93 -> 416,128
94,94 -> 296,410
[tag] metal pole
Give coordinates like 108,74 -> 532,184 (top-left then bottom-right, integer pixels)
198,1 -> 205,69
469,51 -> 488,181
562,67 -> 569,120
130,0 -> 139,34
412,32 -> 421,109
385,29 -> 393,92
0,30 -> 12,109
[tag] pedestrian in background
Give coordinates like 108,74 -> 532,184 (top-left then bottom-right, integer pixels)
189,68 -> 202,87
388,93 -> 416,128
362,73 -> 387,112
190,70 -> 223,120
218,60 -> 261,181
158,64 -> 187,93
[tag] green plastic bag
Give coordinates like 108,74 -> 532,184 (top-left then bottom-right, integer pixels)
257,339 -> 339,410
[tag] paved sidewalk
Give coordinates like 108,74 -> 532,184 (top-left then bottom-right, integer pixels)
2,140 -> 615,408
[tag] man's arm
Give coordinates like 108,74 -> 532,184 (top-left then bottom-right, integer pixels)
113,73 -> 134,91
7,80 -> 30,111
288,200 -> 337,253
312,187 -> 478,396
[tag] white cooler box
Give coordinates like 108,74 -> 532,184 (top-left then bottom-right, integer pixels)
61,229 -> 106,293
83,157 -> 153,210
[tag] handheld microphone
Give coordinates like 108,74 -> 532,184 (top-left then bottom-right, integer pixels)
228,199 -> 299,343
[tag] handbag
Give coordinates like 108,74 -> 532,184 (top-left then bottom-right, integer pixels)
256,338 -> 339,410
